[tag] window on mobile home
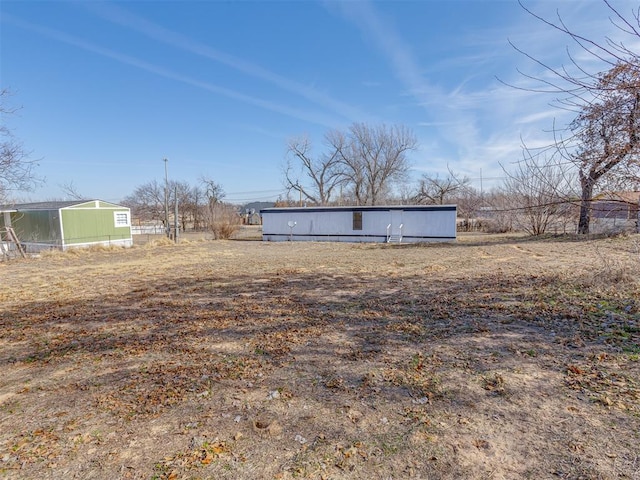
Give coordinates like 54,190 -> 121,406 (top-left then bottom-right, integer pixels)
353,211 -> 362,230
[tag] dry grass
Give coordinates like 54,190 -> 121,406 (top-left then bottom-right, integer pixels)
1,233 -> 639,479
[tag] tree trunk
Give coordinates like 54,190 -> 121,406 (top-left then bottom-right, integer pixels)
578,176 -> 594,234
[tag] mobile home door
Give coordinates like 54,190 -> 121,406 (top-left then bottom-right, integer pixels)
390,210 -> 403,236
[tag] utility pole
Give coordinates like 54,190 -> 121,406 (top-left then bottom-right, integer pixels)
164,158 -> 170,238
479,168 -> 483,208
174,185 -> 179,243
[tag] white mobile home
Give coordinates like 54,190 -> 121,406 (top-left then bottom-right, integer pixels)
260,205 -> 456,243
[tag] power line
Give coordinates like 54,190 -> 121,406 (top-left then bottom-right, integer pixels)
225,188 -> 284,195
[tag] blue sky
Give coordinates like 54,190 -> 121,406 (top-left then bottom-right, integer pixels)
0,0 -> 633,204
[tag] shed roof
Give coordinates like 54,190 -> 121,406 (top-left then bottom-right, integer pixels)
0,200 -> 126,212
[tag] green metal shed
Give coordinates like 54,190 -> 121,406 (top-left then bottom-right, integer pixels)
0,200 -> 133,252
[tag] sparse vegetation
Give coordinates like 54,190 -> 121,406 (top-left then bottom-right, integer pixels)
206,203 -> 243,239
0,233 -> 639,479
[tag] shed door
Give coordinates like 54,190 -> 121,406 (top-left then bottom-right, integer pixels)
390,210 -> 403,235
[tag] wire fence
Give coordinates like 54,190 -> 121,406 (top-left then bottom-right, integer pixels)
131,225 -> 165,235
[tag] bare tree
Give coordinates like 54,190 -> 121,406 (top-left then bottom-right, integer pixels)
513,1 -> 640,233
332,123 -> 417,205
501,153 -> 576,235
59,181 -> 84,200
0,90 -> 39,201
570,62 -> 640,233
122,178 -> 224,232
171,180 -> 193,232
413,167 -> 471,205
284,134 -> 345,205
453,185 -> 482,232
512,1 -> 640,102
282,123 -> 416,206
198,176 -> 240,238
200,175 -> 225,207
188,185 -> 206,230
122,180 -> 165,224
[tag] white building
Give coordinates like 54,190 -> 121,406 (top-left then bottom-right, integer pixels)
260,205 -> 456,243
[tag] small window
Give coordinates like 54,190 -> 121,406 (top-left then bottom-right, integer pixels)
353,211 -> 362,230
114,211 -> 130,227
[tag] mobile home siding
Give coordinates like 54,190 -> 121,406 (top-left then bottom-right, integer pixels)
261,205 -> 456,243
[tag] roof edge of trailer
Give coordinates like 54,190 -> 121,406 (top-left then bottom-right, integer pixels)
260,205 -> 456,214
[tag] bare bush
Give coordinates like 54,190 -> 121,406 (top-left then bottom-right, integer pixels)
481,219 -> 512,234
501,154 -> 575,235
587,241 -> 640,286
481,191 -> 515,233
206,203 -> 242,240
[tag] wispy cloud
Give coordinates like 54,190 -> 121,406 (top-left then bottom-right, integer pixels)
80,2 -> 369,123
330,1 -> 441,106
2,13 -> 343,128
335,0 -> 636,184
332,0 -> 508,178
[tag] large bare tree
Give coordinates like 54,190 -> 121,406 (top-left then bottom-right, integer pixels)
332,123 -> 417,205
513,1 -> 640,233
570,62 -> 640,233
283,134 -> 345,205
0,90 -> 38,201
283,123 -> 416,206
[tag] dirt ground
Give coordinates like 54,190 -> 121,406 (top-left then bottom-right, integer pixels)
1,232 -> 639,479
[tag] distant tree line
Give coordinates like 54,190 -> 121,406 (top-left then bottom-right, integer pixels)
121,176 -> 241,239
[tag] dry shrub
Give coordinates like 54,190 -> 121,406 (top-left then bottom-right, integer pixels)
145,237 -> 175,247
37,244 -> 124,258
481,218 -> 512,234
207,203 -> 242,240
588,241 -> 640,286
36,247 -> 64,259
81,244 -> 125,253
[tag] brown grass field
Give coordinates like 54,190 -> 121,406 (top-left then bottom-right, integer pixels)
1,232 -> 639,479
